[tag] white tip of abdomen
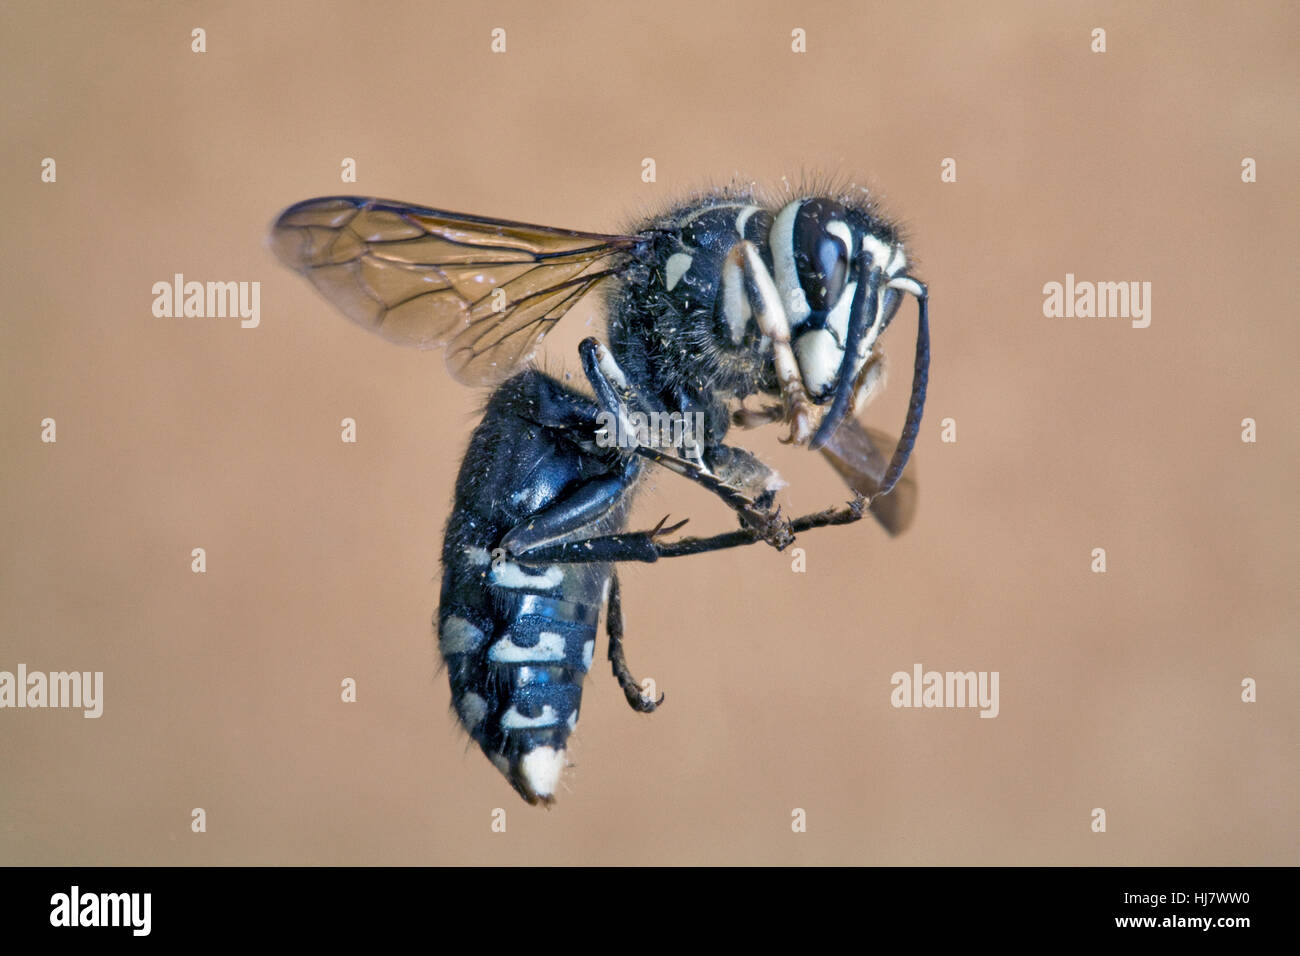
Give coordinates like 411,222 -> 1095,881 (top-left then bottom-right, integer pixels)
519,746 -> 567,802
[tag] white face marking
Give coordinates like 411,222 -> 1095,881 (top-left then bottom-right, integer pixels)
519,746 -> 566,798
456,691 -> 488,728
464,546 -> 491,566
734,204 -> 760,236
566,709 -> 579,731
581,639 -> 594,670
664,252 -> 693,291
794,328 -> 845,398
825,280 -> 857,345
771,200 -> 812,326
440,616 -> 487,655
826,220 -> 853,258
501,704 -> 560,729
488,630 -> 567,663
824,274 -> 875,391
490,562 -> 563,590
861,234 -> 893,270
887,246 -> 907,275
853,237 -> 910,361
719,253 -> 751,344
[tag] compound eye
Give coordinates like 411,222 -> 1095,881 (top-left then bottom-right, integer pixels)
794,199 -> 850,312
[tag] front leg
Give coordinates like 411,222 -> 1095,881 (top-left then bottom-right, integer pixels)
577,337 -> 793,548
729,241 -> 820,445
520,496 -> 869,566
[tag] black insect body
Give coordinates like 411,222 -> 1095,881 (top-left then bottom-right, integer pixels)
270,184 -> 929,803
436,370 -> 649,803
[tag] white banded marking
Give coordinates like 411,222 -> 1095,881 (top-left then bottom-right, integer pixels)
491,562 -> 563,590
488,630 -> 567,663
501,704 -> 561,729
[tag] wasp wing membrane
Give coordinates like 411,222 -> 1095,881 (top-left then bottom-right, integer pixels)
269,196 -> 643,385
819,418 -> 918,536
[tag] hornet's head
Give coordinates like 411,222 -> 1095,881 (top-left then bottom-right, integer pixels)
769,197 -> 912,405
637,188 -> 929,495
724,193 -> 930,490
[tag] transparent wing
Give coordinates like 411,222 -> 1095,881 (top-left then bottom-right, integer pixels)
819,418 -> 918,536
269,196 -> 642,385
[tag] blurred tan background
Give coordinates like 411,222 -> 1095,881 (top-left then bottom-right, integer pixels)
2,0 -> 1297,865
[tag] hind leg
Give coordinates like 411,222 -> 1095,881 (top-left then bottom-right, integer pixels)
606,571 -> 662,713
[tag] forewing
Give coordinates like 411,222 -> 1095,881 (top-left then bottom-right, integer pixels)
269,196 -> 641,384
819,417 -> 918,536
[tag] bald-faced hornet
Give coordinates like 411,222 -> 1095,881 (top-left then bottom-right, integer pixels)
270,183 -> 929,804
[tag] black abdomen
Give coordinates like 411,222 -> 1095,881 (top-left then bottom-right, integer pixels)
436,371 -> 630,804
